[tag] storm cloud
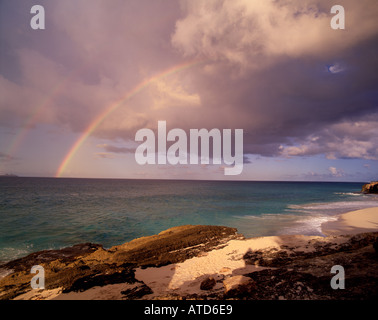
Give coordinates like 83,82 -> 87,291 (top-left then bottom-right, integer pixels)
1,0 -> 377,172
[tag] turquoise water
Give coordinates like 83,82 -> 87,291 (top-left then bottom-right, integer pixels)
1,177 -> 377,264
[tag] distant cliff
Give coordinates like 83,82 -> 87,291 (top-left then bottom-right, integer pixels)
362,182 -> 378,194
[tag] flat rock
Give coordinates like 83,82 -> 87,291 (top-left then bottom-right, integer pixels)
1,227 -> 378,300
108,225 -> 241,267
0,225 -> 240,300
223,275 -> 256,297
1,243 -> 102,272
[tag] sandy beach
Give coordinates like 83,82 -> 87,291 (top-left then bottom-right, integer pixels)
321,207 -> 378,236
130,207 -> 378,299
2,207 -> 378,300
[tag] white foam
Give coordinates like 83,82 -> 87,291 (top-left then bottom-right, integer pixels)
234,213 -> 299,221
0,247 -> 30,265
291,215 -> 338,236
334,192 -> 361,196
287,201 -> 378,212
234,197 -> 378,237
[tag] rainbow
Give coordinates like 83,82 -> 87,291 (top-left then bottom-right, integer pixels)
55,59 -> 205,178
5,81 -> 64,158
1,64 -> 88,171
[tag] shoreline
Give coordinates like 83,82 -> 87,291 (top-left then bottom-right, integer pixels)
321,207 -> 378,236
1,207 -> 378,300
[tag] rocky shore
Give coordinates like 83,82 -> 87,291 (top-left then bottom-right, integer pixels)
362,181 -> 378,194
1,224 -> 377,300
0,225 -> 241,299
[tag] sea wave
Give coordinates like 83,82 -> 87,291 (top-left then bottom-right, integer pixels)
233,212 -> 339,237
281,215 -> 338,236
334,192 -> 362,196
234,196 -> 378,237
287,200 -> 378,212
0,246 -> 32,266
233,213 -> 299,220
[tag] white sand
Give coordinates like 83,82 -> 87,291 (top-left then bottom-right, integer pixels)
13,207 -> 378,300
15,234 -> 329,300
321,207 -> 378,236
134,234 -> 327,299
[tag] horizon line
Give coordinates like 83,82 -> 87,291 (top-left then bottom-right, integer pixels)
0,174 -> 370,184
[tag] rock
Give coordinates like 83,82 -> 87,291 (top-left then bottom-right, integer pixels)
63,266 -> 136,293
361,181 -> 378,194
109,225 -> 242,267
0,225 -> 241,300
200,277 -> 216,290
1,226 -> 378,301
121,283 -> 153,299
223,275 -> 256,297
1,243 -> 102,272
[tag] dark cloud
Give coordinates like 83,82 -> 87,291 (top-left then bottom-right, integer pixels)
167,1 -> 378,160
1,0 -> 377,166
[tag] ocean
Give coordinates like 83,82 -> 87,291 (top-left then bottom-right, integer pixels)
1,177 -> 377,264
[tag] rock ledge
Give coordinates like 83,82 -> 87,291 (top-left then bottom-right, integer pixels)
361,181 -> 378,194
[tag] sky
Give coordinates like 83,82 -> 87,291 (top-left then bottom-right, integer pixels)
0,0 -> 377,181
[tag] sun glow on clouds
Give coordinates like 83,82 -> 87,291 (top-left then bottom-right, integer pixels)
150,78 -> 201,110
0,0 -> 378,180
